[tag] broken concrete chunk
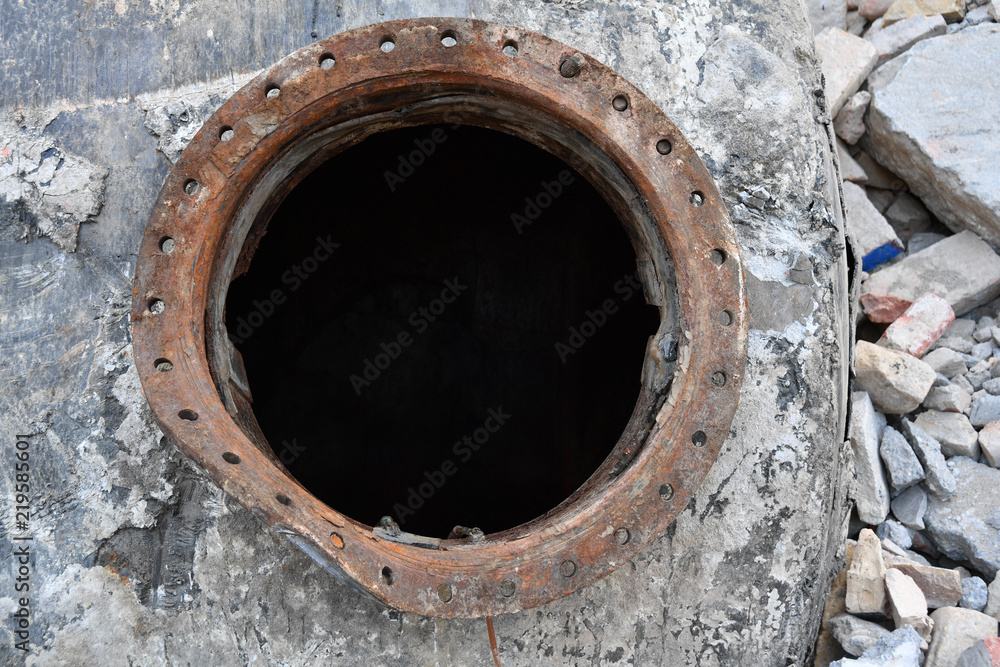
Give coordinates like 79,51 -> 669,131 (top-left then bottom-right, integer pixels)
908,232 -> 946,255
849,391 -> 893,523
861,232 -> 1000,321
864,25 -> 1000,245
856,341 -> 937,414
884,191 -> 935,242
972,393 -> 1000,430
963,578 -> 990,612
891,562 -> 964,608
879,292 -> 955,357
881,426 -> 926,495
844,181 -> 904,270
848,529 -> 889,614
923,385 -> 973,413
835,91 -> 872,145
924,457 -> 1000,573
828,612 -> 893,656
830,626 -> 923,666
925,607 -> 999,667
914,411 -> 982,459
839,140 -> 870,183
866,13 -> 947,65
878,519 -> 914,549
923,348 -> 970,379
886,568 -> 935,642
899,419 -> 958,498
816,28 -> 880,116
978,422 -> 1000,468
806,0 -> 850,32
892,485 -> 928,530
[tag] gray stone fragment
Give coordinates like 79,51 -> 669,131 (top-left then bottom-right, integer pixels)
984,576 -> 1000,619
946,318 -> 979,340
866,13 -> 947,65
908,232 -> 946,254
973,341 -> 996,360
850,391 -> 893,523
924,457 -> 1000,573
975,328 -> 996,343
844,181 -> 904,258
868,186 -> 897,213
881,426 -> 927,494
981,378 -> 1000,396
933,373 -> 952,387
923,384 -> 972,413
864,25 -> 1000,246
892,485 -> 928,530
830,626 -> 923,667
923,347 -> 969,378
878,519 -> 914,549
806,0 -> 849,32
828,612 -> 893,656
962,577 -> 990,612
835,91 -> 872,144
884,191 -> 934,241
915,410 -> 982,459
956,640 -> 999,667
899,419 -> 958,498
969,370 -> 993,392
839,140 -> 870,183
971,391 -> 1000,428
955,374 -> 977,396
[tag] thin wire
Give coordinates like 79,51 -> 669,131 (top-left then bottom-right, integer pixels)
487,617 -> 502,667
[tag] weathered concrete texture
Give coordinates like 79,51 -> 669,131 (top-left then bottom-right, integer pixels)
924,457 -> 1000,574
864,24 -> 1000,245
0,1 -> 851,665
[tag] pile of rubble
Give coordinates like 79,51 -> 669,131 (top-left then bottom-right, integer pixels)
806,0 -> 1000,664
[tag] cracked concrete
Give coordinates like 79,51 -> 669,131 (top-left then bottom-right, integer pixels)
0,0 -> 851,664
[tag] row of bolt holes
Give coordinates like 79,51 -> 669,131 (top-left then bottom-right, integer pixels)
147,28 -> 735,595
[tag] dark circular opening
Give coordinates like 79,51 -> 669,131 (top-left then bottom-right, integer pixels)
226,124 -> 660,538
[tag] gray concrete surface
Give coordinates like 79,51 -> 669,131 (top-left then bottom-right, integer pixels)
0,1 -> 852,664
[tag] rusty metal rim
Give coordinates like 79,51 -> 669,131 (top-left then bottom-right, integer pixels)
131,17 -> 748,618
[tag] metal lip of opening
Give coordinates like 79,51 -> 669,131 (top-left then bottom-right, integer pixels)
131,17 -> 748,618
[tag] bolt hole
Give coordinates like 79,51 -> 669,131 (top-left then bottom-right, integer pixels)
612,95 -> 629,112
330,532 -> 344,549
560,560 -> 577,578
711,371 -> 727,387
276,493 -> 292,506
502,40 -> 518,57
178,409 -> 199,421
656,139 -> 673,155
437,583 -> 453,602
154,358 -> 173,372
380,36 -> 395,53
710,249 -> 726,266
690,191 -> 705,207
148,299 -> 165,314
159,237 -> 175,253
614,528 -> 630,545
719,310 -> 733,326
183,179 -> 199,195
382,566 -> 394,585
219,126 -> 234,142
499,579 -> 516,597
658,483 -> 674,500
441,30 -> 457,47
319,53 -> 336,69
265,84 -> 280,99
222,452 -> 241,464
692,430 -> 707,447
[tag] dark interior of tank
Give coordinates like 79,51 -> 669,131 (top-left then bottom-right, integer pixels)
226,124 -> 661,537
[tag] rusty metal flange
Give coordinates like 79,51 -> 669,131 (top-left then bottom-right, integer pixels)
132,17 -> 748,618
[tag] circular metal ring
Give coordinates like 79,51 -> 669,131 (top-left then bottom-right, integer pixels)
132,17 -> 748,618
